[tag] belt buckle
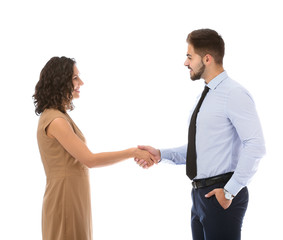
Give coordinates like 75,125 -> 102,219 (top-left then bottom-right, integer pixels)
192,181 -> 198,189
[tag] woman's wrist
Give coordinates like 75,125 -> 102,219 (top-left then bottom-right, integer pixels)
128,147 -> 137,158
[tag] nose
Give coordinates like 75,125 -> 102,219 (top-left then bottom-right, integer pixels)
79,77 -> 84,86
184,58 -> 190,67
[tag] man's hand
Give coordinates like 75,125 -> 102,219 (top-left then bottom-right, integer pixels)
205,188 -> 232,210
133,148 -> 155,168
134,145 -> 161,168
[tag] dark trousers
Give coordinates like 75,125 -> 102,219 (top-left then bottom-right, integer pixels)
191,182 -> 249,240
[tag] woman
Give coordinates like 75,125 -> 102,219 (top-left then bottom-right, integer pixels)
33,56 -> 153,240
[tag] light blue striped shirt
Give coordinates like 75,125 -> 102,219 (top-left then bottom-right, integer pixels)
160,71 -> 265,196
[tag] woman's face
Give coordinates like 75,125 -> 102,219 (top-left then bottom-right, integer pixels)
72,64 -> 84,99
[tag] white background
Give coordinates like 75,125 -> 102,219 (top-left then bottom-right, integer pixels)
1,0 -> 282,239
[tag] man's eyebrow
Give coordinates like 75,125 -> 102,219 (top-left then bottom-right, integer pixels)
186,53 -> 192,57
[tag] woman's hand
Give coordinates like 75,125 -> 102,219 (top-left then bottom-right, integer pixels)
133,148 -> 155,168
134,145 -> 161,168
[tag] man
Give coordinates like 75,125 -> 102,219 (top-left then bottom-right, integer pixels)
135,29 -> 265,240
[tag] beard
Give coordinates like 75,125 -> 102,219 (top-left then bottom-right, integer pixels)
190,61 -> 205,81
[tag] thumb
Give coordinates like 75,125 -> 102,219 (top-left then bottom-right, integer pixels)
138,145 -> 148,151
205,190 -> 215,198
149,153 -> 156,163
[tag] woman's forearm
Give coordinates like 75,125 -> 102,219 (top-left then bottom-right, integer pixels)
47,118 -> 153,168
85,148 -> 136,168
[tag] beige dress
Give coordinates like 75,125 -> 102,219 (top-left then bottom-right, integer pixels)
37,109 -> 92,240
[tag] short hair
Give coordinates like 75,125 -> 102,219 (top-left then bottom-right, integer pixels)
33,56 -> 76,115
186,29 -> 225,65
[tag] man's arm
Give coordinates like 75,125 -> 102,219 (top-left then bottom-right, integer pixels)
224,88 -> 266,196
135,144 -> 187,168
160,145 -> 187,165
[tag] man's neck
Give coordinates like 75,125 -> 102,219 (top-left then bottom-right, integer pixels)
204,66 -> 224,84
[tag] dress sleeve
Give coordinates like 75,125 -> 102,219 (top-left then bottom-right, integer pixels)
41,109 -> 69,137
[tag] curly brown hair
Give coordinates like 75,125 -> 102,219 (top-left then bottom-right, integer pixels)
33,56 -> 76,115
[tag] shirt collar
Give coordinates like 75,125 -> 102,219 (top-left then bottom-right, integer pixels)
206,71 -> 228,90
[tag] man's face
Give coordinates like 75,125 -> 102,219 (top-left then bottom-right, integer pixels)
184,44 -> 205,81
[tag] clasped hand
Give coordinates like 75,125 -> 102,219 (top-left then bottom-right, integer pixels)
134,145 -> 161,168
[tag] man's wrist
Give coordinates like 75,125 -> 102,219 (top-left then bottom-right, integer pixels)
224,177 -> 244,197
223,188 -> 234,200
157,149 -> 161,162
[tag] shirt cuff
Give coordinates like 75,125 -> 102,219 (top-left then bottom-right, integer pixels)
224,177 -> 245,196
160,149 -> 169,161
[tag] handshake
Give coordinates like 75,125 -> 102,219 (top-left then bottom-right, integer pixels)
133,145 -> 161,169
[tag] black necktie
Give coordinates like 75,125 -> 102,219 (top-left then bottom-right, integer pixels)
186,86 -> 210,180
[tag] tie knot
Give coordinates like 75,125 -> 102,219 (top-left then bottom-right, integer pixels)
202,86 -> 210,97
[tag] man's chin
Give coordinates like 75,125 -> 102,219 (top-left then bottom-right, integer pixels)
190,75 -> 201,81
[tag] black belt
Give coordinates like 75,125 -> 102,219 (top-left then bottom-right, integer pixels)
192,172 -> 234,189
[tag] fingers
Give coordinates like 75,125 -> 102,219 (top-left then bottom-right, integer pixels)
205,189 -> 232,209
144,155 -> 154,167
137,145 -> 161,163
134,158 -> 149,168
152,155 -> 160,164
205,189 -> 215,198
134,149 -> 156,169
134,154 -> 154,168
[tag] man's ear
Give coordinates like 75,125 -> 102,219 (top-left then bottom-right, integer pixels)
203,54 -> 213,65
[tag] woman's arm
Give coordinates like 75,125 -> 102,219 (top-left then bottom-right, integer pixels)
46,117 -> 154,168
